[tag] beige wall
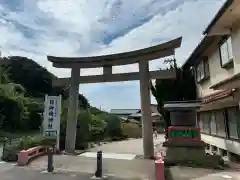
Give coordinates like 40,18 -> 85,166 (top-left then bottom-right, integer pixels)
232,26 -> 240,71
202,134 -> 240,155
197,26 -> 240,99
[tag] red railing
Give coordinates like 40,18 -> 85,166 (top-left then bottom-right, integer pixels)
17,146 -> 47,166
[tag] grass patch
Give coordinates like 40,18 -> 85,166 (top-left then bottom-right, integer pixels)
0,130 -> 40,143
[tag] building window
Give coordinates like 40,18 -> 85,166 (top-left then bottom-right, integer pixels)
204,60 -> 210,78
199,108 -> 240,140
202,112 -> 211,134
197,113 -> 203,132
226,107 -> 240,140
196,61 -> 204,82
219,36 -> 234,68
215,110 -> 227,137
196,59 -> 210,82
210,112 -> 217,135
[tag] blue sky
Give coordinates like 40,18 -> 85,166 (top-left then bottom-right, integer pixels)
0,0 -> 224,111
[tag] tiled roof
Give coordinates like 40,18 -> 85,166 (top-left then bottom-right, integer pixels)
110,109 -> 140,115
128,113 -> 142,118
129,112 -> 161,118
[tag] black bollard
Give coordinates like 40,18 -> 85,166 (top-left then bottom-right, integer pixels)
47,147 -> 54,172
95,150 -> 102,178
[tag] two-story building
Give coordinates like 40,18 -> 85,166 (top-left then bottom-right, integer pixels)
183,0 -> 240,161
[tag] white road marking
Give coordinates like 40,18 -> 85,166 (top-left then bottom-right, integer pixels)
208,173 -> 233,179
221,175 -> 232,179
40,170 -> 48,174
79,152 -> 136,160
192,172 -> 234,180
70,174 -> 76,177
0,161 -> 17,166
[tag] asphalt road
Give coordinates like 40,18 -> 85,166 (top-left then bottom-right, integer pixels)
0,162 -> 140,180
88,134 -> 165,155
0,164 -> 92,180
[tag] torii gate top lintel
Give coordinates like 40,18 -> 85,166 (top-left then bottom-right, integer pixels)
47,37 -> 182,68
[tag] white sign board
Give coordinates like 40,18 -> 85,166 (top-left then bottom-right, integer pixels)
43,95 -> 61,149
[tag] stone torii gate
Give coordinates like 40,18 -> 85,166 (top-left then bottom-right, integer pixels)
47,37 -> 182,159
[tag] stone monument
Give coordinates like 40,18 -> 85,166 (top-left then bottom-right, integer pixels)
162,100 -> 223,168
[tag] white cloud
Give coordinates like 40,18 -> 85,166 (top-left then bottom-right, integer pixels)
0,0 -> 224,110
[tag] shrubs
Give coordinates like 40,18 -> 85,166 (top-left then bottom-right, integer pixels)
41,137 -> 57,147
122,122 -> 142,139
2,113 -> 143,162
90,115 -> 106,142
59,110 -> 92,150
75,111 -> 91,149
0,68 -> 43,133
59,108 -> 144,151
2,143 -> 19,162
59,110 -> 138,150
18,136 -> 43,150
105,115 -> 124,141
2,136 -> 44,162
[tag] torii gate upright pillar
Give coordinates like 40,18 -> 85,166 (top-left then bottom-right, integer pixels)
65,67 -> 80,153
139,60 -> 154,158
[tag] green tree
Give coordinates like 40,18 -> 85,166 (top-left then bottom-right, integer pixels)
60,109 -> 92,150
105,115 -> 123,140
151,62 -> 196,139
89,107 -> 104,115
75,110 -> 92,149
0,67 -> 41,131
90,115 -> 106,141
1,56 -> 90,108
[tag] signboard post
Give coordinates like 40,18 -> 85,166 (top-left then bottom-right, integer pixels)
43,95 -> 61,150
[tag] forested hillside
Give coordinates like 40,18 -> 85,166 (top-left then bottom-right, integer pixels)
0,56 -> 89,107
0,56 -> 90,132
